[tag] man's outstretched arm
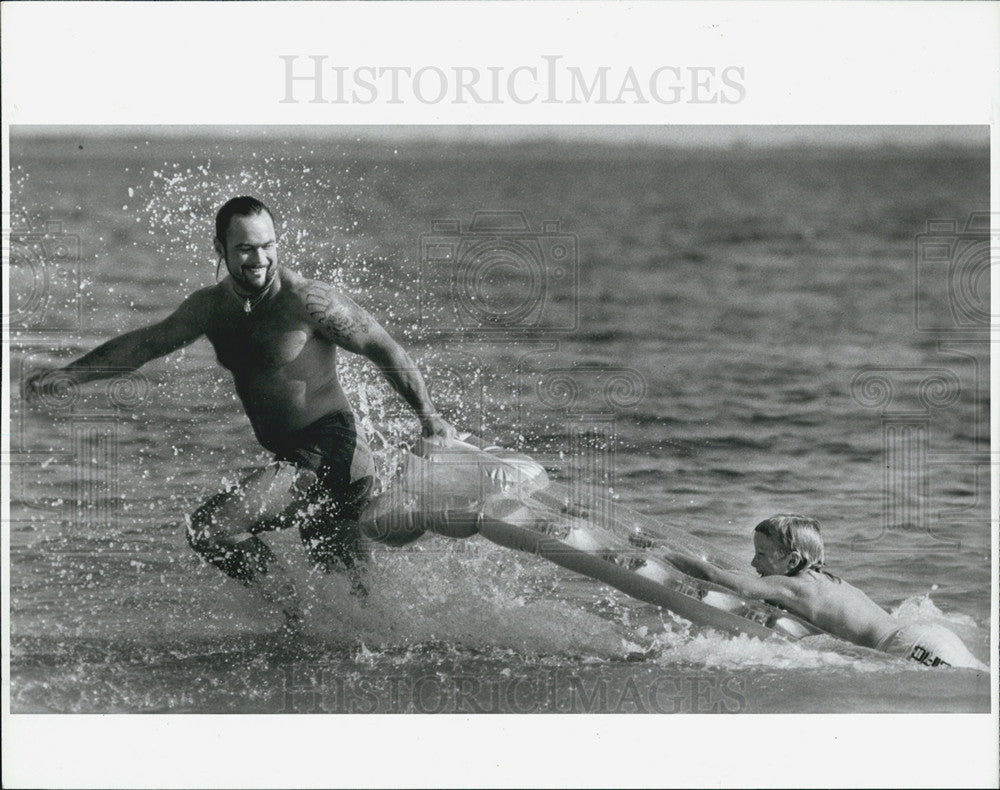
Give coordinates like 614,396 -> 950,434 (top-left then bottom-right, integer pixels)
303,281 -> 455,439
26,289 -> 212,396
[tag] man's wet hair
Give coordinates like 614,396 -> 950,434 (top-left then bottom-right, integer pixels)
215,196 -> 275,250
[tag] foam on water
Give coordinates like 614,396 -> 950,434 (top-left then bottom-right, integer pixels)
650,630 -> 883,671
891,592 -> 981,629
275,536 -> 631,658
226,530 -> 990,674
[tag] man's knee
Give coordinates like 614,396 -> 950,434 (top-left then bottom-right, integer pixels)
186,493 -> 228,553
186,496 -> 269,584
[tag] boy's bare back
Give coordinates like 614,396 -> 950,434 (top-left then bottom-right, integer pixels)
768,570 -> 898,648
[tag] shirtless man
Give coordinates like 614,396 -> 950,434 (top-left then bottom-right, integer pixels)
665,514 -> 984,669
25,196 -> 455,626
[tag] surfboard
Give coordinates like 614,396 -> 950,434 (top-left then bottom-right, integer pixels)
361,436 -> 824,642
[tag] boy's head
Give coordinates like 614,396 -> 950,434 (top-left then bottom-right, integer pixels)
752,515 -> 825,577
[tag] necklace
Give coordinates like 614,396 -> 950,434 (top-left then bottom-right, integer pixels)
232,271 -> 278,314
240,288 -> 269,313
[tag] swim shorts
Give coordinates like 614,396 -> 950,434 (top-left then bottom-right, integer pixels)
267,411 -> 377,572
875,622 -> 985,670
268,410 -> 376,519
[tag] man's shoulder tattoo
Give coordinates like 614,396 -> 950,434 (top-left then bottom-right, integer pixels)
304,284 -> 371,338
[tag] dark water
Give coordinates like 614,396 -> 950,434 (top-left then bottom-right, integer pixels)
8,131 -> 991,713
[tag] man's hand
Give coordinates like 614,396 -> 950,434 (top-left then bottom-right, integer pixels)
421,413 -> 457,440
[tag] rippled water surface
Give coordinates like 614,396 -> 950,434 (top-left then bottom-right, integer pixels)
8,132 -> 991,714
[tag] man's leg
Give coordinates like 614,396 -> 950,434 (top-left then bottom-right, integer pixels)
298,475 -> 374,595
289,412 -> 377,593
187,462 -> 314,625
298,476 -> 373,571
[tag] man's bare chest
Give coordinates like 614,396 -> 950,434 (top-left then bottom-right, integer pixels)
207,312 -> 319,373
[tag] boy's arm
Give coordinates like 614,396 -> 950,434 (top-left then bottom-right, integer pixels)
25,289 -> 211,395
303,281 -> 456,439
664,552 -> 801,609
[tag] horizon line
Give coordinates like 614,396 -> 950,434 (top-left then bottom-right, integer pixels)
8,124 -> 989,149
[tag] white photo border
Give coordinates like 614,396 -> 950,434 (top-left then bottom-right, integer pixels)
2,2 -> 998,788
